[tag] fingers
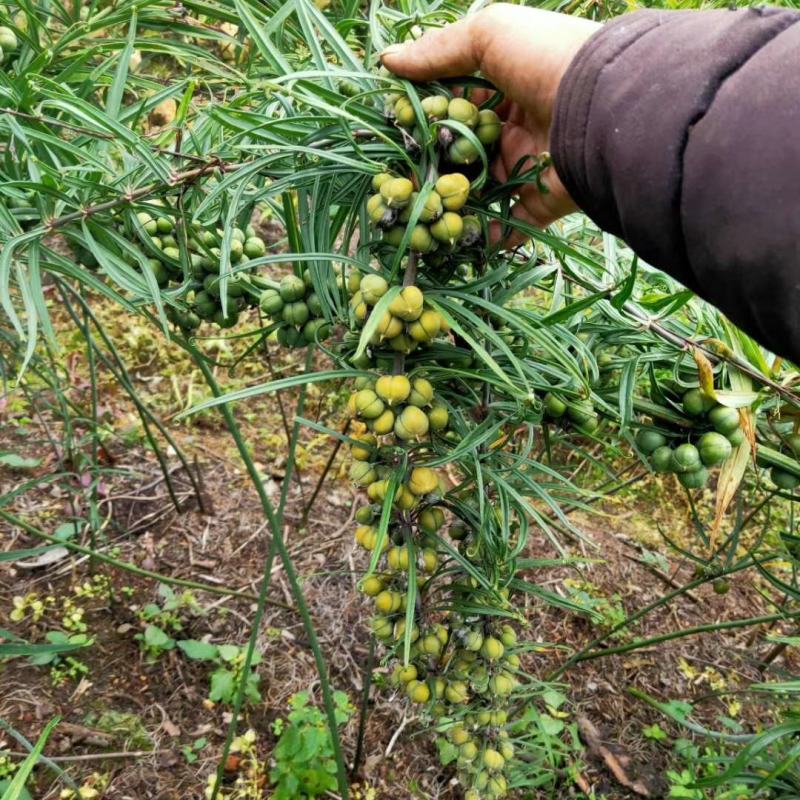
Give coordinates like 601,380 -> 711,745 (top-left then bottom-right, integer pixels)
380,17 -> 481,81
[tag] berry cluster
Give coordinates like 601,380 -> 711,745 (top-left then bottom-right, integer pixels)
638,388 -> 744,489
337,84 -> 521,799
259,273 -> 332,348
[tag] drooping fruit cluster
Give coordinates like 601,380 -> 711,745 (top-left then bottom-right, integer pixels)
638,388 -> 744,489
348,275 -> 447,358
259,272 -> 332,348
337,82 -> 522,800
368,170 -> 481,261
348,377 -> 523,797
385,92 -> 502,166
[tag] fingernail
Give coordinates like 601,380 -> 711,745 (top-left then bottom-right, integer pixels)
380,43 -> 405,59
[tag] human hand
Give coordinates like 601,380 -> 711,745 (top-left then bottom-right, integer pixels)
381,4 -> 600,243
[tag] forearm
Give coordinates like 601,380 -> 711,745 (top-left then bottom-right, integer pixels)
552,8 -> 800,362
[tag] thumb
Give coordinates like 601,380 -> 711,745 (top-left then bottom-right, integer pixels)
380,17 -> 483,81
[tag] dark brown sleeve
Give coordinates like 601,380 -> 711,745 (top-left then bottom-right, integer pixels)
551,7 -> 800,363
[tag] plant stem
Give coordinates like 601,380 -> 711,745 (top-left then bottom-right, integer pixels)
573,607 -> 800,665
187,343 -> 350,800
350,637 -> 375,778
550,557 -> 764,679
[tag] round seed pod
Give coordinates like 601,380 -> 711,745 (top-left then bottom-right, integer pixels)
421,95 -> 449,120
302,318 -> 330,343
419,507 -> 445,533
394,405 -> 430,440
0,27 -> 17,55
636,429 -> 667,455
375,311 -> 404,340
459,214 -> 482,247
244,237 -> 266,258
306,292 -> 322,316
480,636 -> 504,661
394,96 -> 417,128
372,616 -> 393,640
387,546 -> 410,571
360,576 -> 384,596
709,405 -> 741,436
567,400 -> 595,426
682,388 -> 715,417
355,505 -> 375,525
435,173 -> 470,211
380,177 -> 415,208
388,286 -> 424,321
351,293 -> 368,324
408,309 -> 442,342
383,226 -> 406,247
360,274 -> 389,305
194,291 -> 218,320
279,274 -> 306,302
409,224 -> 437,253
350,433 -> 377,461
678,466 -> 709,489
650,445 -> 674,473
375,374 -> 412,405
401,190 -> 443,223
353,389 -> 385,420
430,212 -> 464,245
259,288 -> 284,316
428,404 -> 449,431
156,217 -> 174,235
445,680 -> 469,704
772,467 -> 800,491
281,301 -> 309,327
367,193 -> 395,227
488,672 -> 514,696
350,461 -> 377,486
475,109 -> 502,145
228,238 -> 244,263
483,748 -> 505,772
447,98 -> 479,128
408,378 -> 434,407
369,408 -> 395,436
145,259 -> 170,287
698,432 -> 733,466
371,172 -> 393,192
448,136 -> 481,165
276,324 -> 303,347
394,485 -> 418,511
407,680 -> 430,704
671,443 -> 702,474
727,428 -> 746,446
408,467 -> 438,496
388,333 -> 418,354
213,308 -> 240,329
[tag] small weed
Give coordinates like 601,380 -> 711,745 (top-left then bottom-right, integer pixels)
178,640 -> 262,705
269,691 -> 354,800
181,737 -> 208,764
563,578 -> 627,633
